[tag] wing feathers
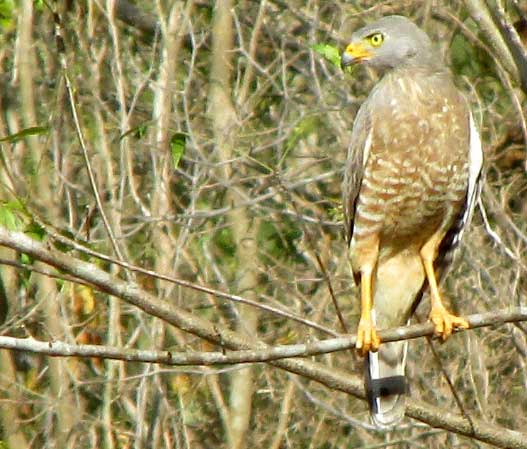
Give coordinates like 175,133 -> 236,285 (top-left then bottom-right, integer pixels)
436,110 -> 483,278
342,104 -> 372,244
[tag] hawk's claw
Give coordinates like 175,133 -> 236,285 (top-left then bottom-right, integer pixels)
356,317 -> 381,356
429,306 -> 469,341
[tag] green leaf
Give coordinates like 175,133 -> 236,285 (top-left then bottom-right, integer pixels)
25,222 -> 46,241
0,0 -> 15,29
19,253 -> 31,265
312,43 -> 341,68
214,228 -> 236,258
3,198 -> 25,212
170,133 -> 187,169
257,218 -> 303,264
0,126 -> 49,143
0,200 -> 26,231
0,207 -> 18,231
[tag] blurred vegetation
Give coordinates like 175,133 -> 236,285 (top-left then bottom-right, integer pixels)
0,0 -> 525,448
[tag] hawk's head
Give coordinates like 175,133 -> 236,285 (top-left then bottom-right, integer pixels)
341,15 -> 436,71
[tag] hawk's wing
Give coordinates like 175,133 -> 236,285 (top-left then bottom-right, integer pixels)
343,102 -> 373,245
436,111 -> 483,277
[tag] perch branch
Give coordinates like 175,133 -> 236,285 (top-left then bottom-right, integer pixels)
0,308 -> 525,365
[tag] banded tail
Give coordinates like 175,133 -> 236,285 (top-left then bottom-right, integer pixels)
364,251 -> 425,428
365,340 -> 408,428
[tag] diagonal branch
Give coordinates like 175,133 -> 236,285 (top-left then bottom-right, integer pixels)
32,217 -> 336,336
0,227 -> 526,449
463,0 -> 520,84
490,0 -> 527,94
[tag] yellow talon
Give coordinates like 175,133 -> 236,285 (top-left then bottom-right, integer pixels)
429,305 -> 469,341
421,233 -> 468,342
356,316 -> 381,356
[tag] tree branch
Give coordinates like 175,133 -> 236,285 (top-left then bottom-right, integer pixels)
464,0 -> 521,84
1,308 -> 526,365
490,0 -> 527,94
0,227 -> 526,448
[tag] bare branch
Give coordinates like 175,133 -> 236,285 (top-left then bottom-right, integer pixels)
463,0 -> 521,84
1,308 -> 525,365
491,0 -> 527,94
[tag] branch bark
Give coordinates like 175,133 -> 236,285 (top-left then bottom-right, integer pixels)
10,221 -> 334,335
490,0 -> 527,93
1,308 -> 525,365
0,227 -> 526,449
464,0 -> 521,85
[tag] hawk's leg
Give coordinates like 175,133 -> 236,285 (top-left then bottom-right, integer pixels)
420,233 -> 469,340
353,235 -> 381,355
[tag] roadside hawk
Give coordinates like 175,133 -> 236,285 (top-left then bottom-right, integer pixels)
341,16 -> 483,427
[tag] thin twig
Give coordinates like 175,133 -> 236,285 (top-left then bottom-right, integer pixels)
478,197 -> 526,269
492,0 -> 527,94
463,0 -> 520,82
52,8 -> 125,263
30,216 -> 337,336
438,7 -> 527,168
426,337 -> 476,437
275,175 -> 348,333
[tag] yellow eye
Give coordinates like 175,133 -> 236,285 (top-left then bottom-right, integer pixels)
368,33 -> 384,47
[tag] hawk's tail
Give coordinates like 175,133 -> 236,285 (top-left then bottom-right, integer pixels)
365,339 -> 408,428
363,251 -> 424,428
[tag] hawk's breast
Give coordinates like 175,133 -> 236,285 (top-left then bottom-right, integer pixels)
351,73 -> 470,252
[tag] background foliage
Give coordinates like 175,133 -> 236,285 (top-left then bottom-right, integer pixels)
0,0 -> 526,448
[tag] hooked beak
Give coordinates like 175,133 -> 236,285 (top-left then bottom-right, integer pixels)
341,42 -> 372,69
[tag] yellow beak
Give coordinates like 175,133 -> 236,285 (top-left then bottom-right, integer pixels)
341,42 -> 372,68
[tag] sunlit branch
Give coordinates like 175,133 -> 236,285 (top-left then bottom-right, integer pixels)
1,308 -> 526,365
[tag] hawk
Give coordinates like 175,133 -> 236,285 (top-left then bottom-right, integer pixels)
340,16 -> 483,428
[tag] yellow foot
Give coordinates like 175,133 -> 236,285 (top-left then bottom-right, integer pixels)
356,317 -> 381,356
429,306 -> 469,341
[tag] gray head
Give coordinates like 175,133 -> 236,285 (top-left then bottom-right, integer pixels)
341,16 -> 439,71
